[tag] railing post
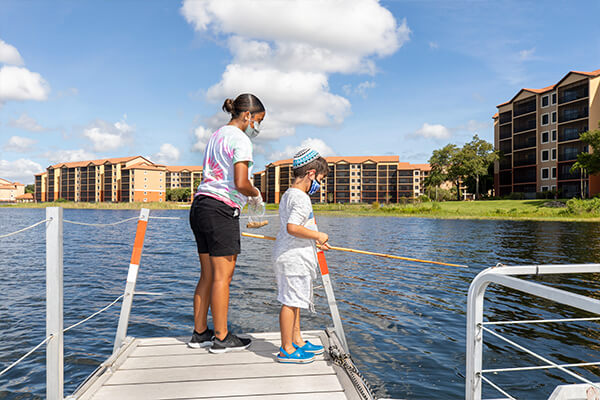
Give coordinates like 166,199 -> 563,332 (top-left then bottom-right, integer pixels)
465,269 -> 492,400
317,250 -> 349,353
46,207 -> 64,400
113,208 -> 149,353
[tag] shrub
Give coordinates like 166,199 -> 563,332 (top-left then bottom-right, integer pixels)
418,194 -> 431,202
508,192 -> 525,200
371,201 -> 380,210
565,198 -> 600,214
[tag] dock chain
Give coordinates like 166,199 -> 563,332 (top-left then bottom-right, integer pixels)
328,344 -> 376,400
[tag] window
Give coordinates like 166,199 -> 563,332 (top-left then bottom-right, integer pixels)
551,185 -> 556,191
541,168 -> 549,180
551,148 -> 556,161
551,167 -> 557,179
541,113 -> 549,125
551,111 -> 557,123
541,186 -> 549,192
541,150 -> 549,161
541,131 -> 549,143
144,191 -> 147,195
144,171 -> 147,175
541,95 -> 549,107
414,171 -> 420,175
551,92 -> 557,105
551,130 -> 557,142
415,178 -> 419,182
144,184 -> 147,188
144,198 -> 147,202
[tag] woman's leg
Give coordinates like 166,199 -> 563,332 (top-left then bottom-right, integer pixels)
280,305 -> 297,355
210,254 -> 237,340
193,253 -> 213,333
292,307 -> 304,347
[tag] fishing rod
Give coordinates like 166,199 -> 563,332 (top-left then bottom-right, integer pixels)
241,232 -> 468,268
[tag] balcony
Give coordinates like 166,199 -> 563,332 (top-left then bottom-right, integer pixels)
513,98 -> 536,117
499,156 -> 512,171
499,139 -> 512,154
558,100 -> 588,123
558,143 -> 587,162
513,149 -> 536,167
559,122 -> 588,142
499,171 -> 512,186
499,111 -> 512,124
558,162 -> 581,180
513,166 -> 536,184
558,83 -> 588,104
513,115 -> 537,134
499,124 -> 512,140
513,131 -> 536,150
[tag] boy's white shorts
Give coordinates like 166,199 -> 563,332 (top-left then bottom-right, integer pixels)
277,274 -> 312,309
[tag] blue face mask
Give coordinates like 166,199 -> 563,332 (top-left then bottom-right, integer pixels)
308,178 -> 321,195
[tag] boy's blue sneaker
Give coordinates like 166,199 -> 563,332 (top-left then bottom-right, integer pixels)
293,340 -> 324,355
277,346 -> 315,364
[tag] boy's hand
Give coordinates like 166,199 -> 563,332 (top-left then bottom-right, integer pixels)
316,232 -> 331,250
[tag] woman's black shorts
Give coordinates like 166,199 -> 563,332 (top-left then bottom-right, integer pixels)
189,195 -> 241,257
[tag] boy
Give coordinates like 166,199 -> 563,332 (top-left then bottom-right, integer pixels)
273,148 -> 331,363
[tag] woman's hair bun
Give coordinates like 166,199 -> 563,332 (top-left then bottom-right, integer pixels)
222,98 -> 235,114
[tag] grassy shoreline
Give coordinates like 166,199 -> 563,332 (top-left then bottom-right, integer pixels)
4,200 -> 600,221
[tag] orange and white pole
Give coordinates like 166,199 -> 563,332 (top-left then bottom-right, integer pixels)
316,250 -> 349,353
113,208 -> 150,353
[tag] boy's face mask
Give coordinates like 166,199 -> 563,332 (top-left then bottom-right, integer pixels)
308,172 -> 321,195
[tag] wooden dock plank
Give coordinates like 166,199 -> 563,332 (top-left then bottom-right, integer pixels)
135,331 -> 322,347
119,350 -> 327,369
91,375 -> 344,400
105,360 -> 336,385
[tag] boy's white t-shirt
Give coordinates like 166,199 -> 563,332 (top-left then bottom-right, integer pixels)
273,188 -> 319,278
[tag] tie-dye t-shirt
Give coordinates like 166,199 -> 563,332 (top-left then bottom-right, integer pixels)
196,125 -> 253,209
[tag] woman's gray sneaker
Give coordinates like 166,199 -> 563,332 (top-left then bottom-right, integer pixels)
209,332 -> 252,353
187,328 -> 214,349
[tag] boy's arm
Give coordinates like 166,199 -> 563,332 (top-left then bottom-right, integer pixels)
287,223 -> 331,250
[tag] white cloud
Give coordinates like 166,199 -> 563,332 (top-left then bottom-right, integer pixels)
43,149 -> 96,165
192,125 -> 214,153
429,41 -> 439,49
0,158 -> 43,183
83,117 -> 134,152
342,80 -> 376,98
415,123 -> 451,139
0,66 -> 50,102
4,136 -> 36,152
152,143 -> 180,165
465,120 -> 490,133
181,0 -> 409,140
519,47 -> 535,61
269,137 -> 335,161
9,113 -> 44,132
0,39 -> 24,65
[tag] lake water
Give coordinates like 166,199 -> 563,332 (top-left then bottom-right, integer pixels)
1,208 -> 600,399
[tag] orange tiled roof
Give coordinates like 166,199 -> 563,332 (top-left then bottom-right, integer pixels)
34,172 -> 47,176
492,112 -> 499,119
123,162 -> 166,171
0,184 -> 23,189
497,68 -> 600,108
49,156 -> 147,169
268,157 -> 429,169
166,166 -> 203,172
16,193 -> 33,200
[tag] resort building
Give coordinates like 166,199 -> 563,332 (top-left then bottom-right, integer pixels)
165,166 -> 204,193
253,156 -> 430,204
0,178 -> 25,202
34,156 -> 202,203
494,68 -> 600,198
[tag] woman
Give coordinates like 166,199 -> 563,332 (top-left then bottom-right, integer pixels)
188,93 -> 265,353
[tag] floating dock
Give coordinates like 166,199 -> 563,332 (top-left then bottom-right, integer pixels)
71,330 -> 368,400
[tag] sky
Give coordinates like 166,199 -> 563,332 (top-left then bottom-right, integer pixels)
1,0 -> 599,184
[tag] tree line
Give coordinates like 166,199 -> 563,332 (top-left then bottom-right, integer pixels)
423,134 -> 498,201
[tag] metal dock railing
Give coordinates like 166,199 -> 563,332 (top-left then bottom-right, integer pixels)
0,207 -> 374,400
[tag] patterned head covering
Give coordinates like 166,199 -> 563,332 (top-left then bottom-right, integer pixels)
293,148 -> 320,169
